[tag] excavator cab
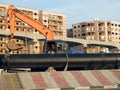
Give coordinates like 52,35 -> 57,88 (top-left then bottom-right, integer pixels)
45,40 -> 68,54
45,40 -> 85,54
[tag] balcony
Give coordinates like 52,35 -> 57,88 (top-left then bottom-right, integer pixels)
98,27 -> 105,31
48,16 -> 63,21
48,22 -> 58,26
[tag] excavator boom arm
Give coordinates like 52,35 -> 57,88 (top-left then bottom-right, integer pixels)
7,5 -> 54,40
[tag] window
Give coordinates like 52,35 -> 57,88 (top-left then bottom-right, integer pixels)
88,24 -> 90,26
87,32 -> 90,35
17,51 -> 19,54
74,30 -> 76,32
22,28 -> 24,31
0,50 -> 3,53
22,23 -> 25,25
81,25 -> 85,27
16,28 -> 19,31
0,20 -> 2,23
8,26 -> 10,29
35,29 -> 37,32
82,33 -> 86,36
35,46 -> 38,48
16,39 -> 19,42
74,35 -> 76,37
34,13 -> 37,15
112,32 -> 114,34
16,22 -> 19,25
44,20 -> 47,22
73,26 -> 76,29
34,18 -> 37,20
78,25 -> 80,28
111,24 -> 114,26
0,26 -> 2,29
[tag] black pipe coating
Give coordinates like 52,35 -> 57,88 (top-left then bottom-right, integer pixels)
0,53 -> 120,71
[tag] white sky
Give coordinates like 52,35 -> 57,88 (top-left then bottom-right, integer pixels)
1,0 -> 120,28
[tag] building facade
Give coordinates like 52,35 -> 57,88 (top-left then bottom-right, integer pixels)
0,4 -> 67,54
39,11 -> 66,37
67,28 -> 73,38
72,20 -> 120,53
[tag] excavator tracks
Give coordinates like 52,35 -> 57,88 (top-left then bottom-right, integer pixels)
0,73 -> 24,90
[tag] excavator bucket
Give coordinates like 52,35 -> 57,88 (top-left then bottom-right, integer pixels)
7,41 -> 23,50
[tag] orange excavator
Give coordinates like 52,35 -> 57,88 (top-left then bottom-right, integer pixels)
6,5 -> 53,40
6,5 -> 68,54
6,5 -> 53,50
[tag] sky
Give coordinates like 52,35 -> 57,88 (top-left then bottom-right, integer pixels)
1,0 -> 120,28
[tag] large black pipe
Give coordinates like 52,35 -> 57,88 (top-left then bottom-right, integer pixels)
0,53 -> 120,71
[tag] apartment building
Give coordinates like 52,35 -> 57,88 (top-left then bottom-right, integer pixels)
39,11 -> 66,37
0,4 -> 67,54
72,19 -> 120,53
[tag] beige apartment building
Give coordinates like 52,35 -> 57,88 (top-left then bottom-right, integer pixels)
72,19 -> 120,53
0,4 -> 67,54
39,11 -> 66,37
